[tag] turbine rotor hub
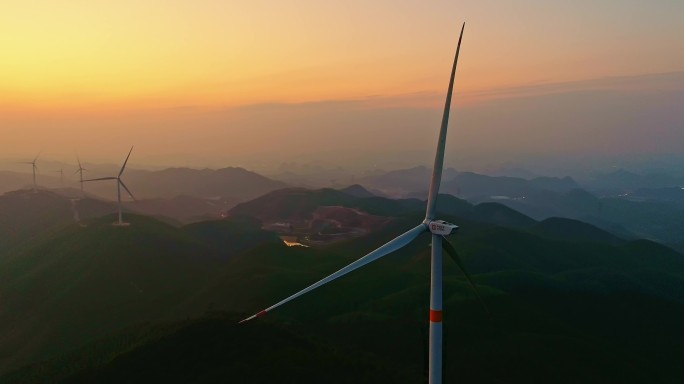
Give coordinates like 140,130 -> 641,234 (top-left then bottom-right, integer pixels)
425,219 -> 459,236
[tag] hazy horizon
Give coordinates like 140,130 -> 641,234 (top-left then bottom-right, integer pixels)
2,1 -> 683,176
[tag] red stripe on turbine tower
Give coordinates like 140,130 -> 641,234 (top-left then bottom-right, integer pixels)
430,310 -> 443,323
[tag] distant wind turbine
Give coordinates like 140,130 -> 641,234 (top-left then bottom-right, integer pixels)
18,152 -> 40,191
84,147 -> 136,226
240,23 -> 479,384
75,156 -> 87,196
55,168 -> 64,186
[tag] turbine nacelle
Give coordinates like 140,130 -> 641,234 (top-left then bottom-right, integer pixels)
425,220 -> 459,236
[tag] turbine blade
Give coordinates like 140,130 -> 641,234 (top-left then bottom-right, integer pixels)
441,236 -> 491,317
83,177 -> 117,182
77,155 -> 82,169
119,179 -> 136,200
239,223 -> 428,323
119,146 -> 134,177
33,151 -> 41,162
425,22 -> 465,220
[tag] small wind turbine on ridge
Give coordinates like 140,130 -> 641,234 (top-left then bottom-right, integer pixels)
18,152 -> 41,191
55,168 -> 64,186
84,147 -> 136,226
75,155 -> 87,197
240,23 -> 483,384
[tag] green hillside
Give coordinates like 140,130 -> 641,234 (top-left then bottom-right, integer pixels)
0,190 -> 115,255
0,214 -> 219,372
0,213 -> 278,374
2,314 -> 422,384
0,188 -> 683,383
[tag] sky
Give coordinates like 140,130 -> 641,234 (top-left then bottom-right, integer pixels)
1,0 -> 683,172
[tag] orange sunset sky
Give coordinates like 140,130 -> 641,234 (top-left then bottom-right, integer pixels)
1,0 -> 683,170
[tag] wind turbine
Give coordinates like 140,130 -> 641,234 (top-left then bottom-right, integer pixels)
84,147 -> 136,226
55,168 -> 64,186
75,156 -> 87,196
18,153 -> 40,191
240,23 -> 474,384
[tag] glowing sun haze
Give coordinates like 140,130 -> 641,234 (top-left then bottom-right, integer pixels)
1,0 -> 683,169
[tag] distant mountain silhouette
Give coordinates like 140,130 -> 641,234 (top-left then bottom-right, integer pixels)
338,184 -> 376,198
360,167 -> 578,199
529,176 -> 580,192
587,169 -> 684,192
442,172 -> 579,198
229,188 -> 358,221
358,166 -> 458,196
533,217 -> 624,245
127,195 -> 240,224
230,188 -> 541,235
480,186 -> 684,247
629,187 -> 684,208
0,171 -> 62,194
473,202 -> 538,228
83,167 -> 287,201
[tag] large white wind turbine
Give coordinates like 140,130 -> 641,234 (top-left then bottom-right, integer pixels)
84,147 -> 136,226
241,23 -> 475,384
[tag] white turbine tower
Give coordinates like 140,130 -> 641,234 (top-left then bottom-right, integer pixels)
84,147 -> 136,226
240,24 -> 477,384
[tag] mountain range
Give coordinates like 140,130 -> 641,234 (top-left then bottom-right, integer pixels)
0,166 -> 287,202
0,185 -> 682,383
